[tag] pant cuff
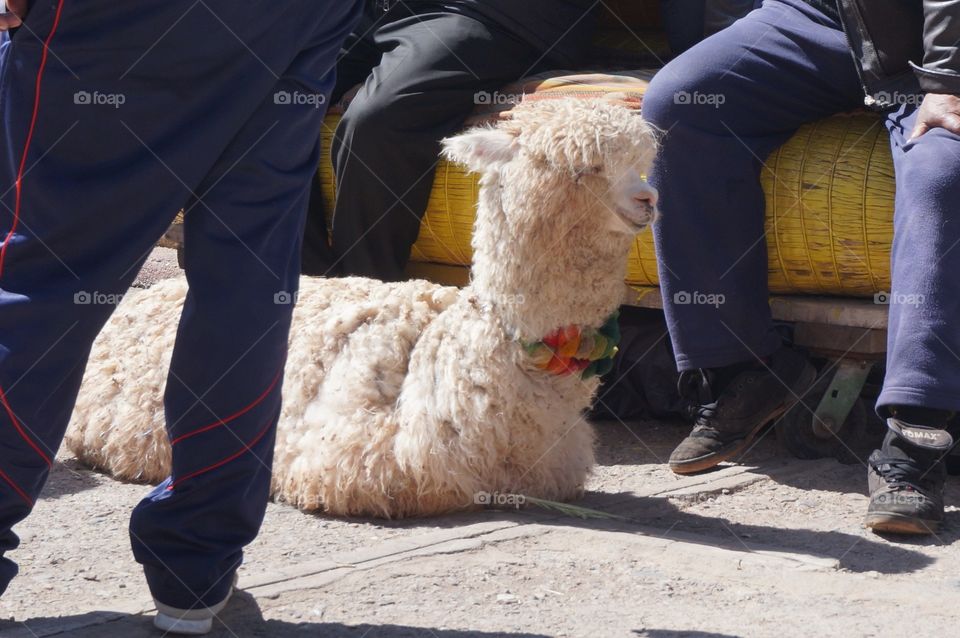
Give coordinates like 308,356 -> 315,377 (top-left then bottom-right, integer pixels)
144,564 -> 238,612
674,340 -> 781,372
877,386 -> 960,415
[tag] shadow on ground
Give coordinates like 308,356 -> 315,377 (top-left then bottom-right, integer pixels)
324,487 -> 936,576
247,419 -> 938,576
634,631 -> 740,638
57,418 -> 948,578
10,592 -> 551,637
321,423 -> 941,575
596,420 -> 960,549
535,491 -> 936,574
38,459 -> 104,500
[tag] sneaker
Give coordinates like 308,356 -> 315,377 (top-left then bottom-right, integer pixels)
669,346 -> 816,474
865,415 -> 952,535
153,574 -> 239,635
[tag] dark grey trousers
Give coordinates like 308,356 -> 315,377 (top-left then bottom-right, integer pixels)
301,5 -> 570,280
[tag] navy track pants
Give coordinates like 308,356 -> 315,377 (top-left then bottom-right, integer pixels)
0,0 -> 361,610
642,0 -> 960,413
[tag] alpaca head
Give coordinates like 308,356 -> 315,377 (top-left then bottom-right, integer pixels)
442,98 -> 660,339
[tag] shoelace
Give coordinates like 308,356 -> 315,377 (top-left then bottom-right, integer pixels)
872,456 -> 936,492
678,369 -> 720,431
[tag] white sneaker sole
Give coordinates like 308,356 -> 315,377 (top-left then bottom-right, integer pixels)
153,614 -> 214,636
153,574 -> 238,635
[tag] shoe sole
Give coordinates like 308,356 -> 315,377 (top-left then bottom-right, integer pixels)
154,614 -> 214,636
153,573 -> 239,635
864,512 -> 941,536
669,362 -> 817,475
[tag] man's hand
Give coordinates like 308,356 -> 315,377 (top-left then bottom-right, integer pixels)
0,0 -> 27,31
910,93 -> 960,140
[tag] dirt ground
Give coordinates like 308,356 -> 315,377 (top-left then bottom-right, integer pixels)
2,249 -> 960,637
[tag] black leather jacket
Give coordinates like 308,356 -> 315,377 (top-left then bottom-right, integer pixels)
837,0 -> 960,108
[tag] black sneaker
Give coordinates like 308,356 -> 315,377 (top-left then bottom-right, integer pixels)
669,346 -> 816,474
865,415 -> 952,535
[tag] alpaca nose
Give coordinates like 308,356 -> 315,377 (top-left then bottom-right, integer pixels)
634,182 -> 658,209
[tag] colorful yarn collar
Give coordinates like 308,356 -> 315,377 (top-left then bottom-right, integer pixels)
522,312 -> 620,380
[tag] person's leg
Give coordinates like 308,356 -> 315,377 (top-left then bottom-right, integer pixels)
0,0 -> 359,606
641,0 -> 863,473
644,0 -> 863,371
863,105 -> 960,534
329,11 -> 542,281
129,40 -> 358,613
879,109 -> 960,414
133,19 -> 364,628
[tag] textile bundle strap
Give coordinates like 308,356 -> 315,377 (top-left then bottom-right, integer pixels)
522,312 -> 621,380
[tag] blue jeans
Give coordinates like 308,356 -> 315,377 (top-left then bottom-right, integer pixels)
0,0 -> 360,610
642,0 -> 960,413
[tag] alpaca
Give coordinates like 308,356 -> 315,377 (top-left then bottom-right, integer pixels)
66,98 -> 660,518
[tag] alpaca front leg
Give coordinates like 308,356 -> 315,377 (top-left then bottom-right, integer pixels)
518,416 -> 596,503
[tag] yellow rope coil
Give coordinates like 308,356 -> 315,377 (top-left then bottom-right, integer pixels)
762,114 -> 893,296
320,112 -> 894,298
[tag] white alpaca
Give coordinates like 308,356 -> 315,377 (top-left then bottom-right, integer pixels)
66,98 -> 659,518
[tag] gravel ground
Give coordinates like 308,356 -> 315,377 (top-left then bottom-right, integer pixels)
4,421 -> 960,637
132,247 -> 181,288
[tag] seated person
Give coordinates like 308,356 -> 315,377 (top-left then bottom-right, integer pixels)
642,0 -> 960,535
660,0 -> 757,54
301,0 -> 597,281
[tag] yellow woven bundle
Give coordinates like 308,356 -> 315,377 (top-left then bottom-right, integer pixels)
319,112 -> 895,298
763,114 -> 893,295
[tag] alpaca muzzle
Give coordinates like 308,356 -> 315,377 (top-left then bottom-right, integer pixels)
613,170 -> 659,230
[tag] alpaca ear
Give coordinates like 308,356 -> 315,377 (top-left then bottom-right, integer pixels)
441,128 -> 517,173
